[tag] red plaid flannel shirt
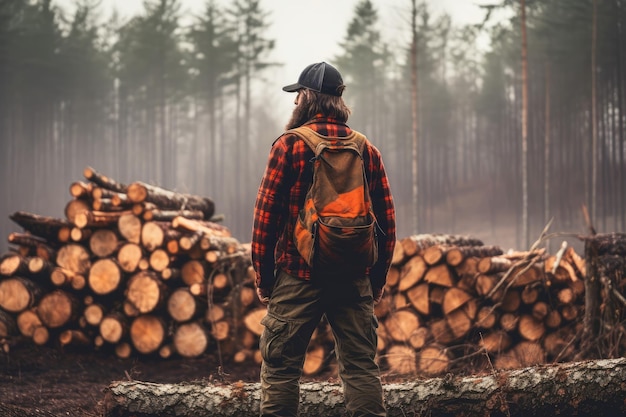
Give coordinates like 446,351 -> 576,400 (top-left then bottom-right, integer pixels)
252,115 -> 396,291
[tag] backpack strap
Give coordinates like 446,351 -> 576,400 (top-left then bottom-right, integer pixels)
287,126 -> 377,212
286,126 -> 367,157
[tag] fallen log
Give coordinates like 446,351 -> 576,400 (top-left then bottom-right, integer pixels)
103,357 -> 626,417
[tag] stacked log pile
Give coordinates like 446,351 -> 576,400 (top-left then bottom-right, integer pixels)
1,166 -> 624,382
0,167 -> 262,361
296,234 -> 592,377
377,234 -> 593,376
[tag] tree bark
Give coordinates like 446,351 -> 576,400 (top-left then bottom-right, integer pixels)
103,358 -> 626,417
400,234 -> 484,258
126,181 -> 215,220
143,209 -> 204,222
9,211 -> 72,242
7,232 -> 56,261
83,166 -> 128,194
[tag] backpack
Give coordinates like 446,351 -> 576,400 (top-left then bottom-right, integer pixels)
289,126 -> 379,272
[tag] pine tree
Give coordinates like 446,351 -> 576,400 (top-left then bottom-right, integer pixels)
115,0 -> 186,188
335,0 -> 389,136
188,0 -> 238,194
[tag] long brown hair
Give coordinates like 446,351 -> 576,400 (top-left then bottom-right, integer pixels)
286,88 -> 351,129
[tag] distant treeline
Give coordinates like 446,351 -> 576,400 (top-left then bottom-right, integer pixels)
0,0 -> 624,251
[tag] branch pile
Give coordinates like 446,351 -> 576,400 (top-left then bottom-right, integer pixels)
581,232 -> 626,358
0,167 -> 261,360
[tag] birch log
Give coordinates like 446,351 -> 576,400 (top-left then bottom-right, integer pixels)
103,358 -> 626,417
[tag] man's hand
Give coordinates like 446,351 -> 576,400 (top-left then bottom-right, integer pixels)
256,287 -> 271,305
373,287 -> 384,305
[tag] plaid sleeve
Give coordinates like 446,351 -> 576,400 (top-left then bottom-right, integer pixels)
366,145 -> 396,290
252,138 -> 289,289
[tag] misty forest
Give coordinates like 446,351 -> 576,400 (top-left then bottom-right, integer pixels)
0,0 -> 625,255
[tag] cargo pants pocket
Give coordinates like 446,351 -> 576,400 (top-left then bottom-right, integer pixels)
260,313 -> 288,365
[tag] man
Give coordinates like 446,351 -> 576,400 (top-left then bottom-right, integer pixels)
252,61 -> 396,417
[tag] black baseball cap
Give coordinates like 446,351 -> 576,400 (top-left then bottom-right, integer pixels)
282,62 -> 344,97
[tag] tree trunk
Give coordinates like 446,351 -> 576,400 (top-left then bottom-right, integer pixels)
117,213 -> 142,244
172,321 -> 209,358
445,245 -> 503,267
400,234 -> 483,258
0,277 -> 41,313
74,210 -> 133,230
37,290 -> 79,328
89,229 -> 119,258
143,209 -> 204,222
0,253 -> 29,277
88,258 -> 122,295
7,233 -> 55,261
129,314 -> 166,355
83,166 -> 128,194
103,358 -> 626,417
410,0 -> 419,234
56,244 -> 91,275
520,0 -> 529,248
167,288 -> 201,323
116,242 -> 143,273
126,181 -> 215,220
125,271 -> 167,314
9,211 -> 72,241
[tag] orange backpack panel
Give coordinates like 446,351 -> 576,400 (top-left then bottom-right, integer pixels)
289,126 -> 379,272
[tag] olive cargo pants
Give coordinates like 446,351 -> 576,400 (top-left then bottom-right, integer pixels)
259,270 -> 386,417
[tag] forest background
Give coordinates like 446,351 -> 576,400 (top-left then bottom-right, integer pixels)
0,0 -> 624,255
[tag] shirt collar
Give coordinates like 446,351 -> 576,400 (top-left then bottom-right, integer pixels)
304,114 -> 349,127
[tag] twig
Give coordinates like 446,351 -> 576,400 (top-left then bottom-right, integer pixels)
486,219 -> 553,300
581,204 -> 597,235
552,241 -> 568,274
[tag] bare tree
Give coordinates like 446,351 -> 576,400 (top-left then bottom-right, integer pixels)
590,0 -> 599,222
411,0 -> 420,234
520,0 -> 530,248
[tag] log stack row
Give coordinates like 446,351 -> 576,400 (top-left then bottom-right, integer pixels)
1,166 -> 624,380
0,167 -> 263,362
378,235 -> 591,376
295,234 -> 593,377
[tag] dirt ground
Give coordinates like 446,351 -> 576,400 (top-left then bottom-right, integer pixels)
0,342 -> 264,417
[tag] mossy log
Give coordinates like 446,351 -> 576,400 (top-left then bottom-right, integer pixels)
103,358 -> 626,417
